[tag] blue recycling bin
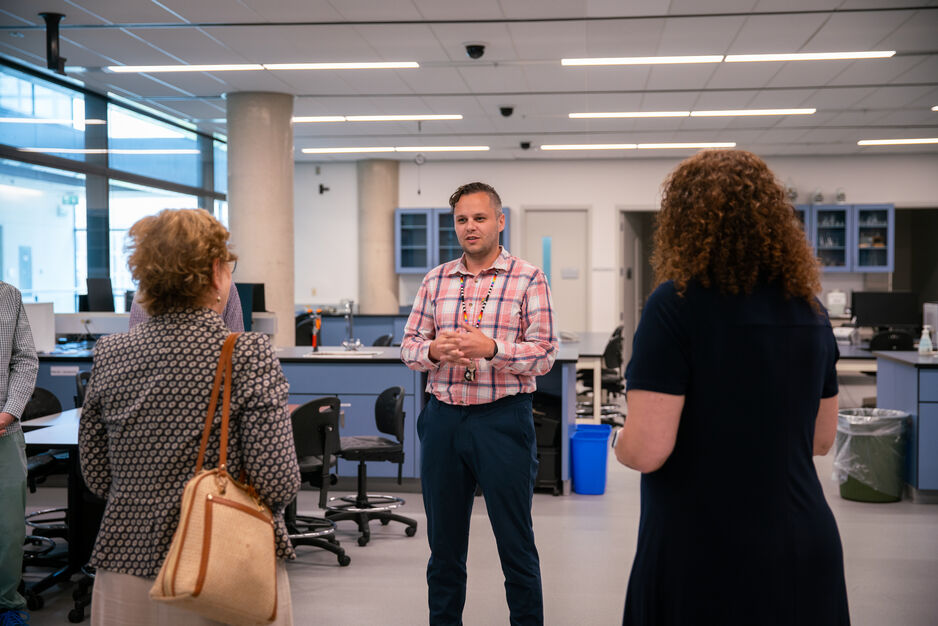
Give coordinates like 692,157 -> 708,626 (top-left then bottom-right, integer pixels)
571,423 -> 612,494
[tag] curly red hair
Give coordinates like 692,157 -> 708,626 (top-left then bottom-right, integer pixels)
127,209 -> 236,316
652,150 -> 820,303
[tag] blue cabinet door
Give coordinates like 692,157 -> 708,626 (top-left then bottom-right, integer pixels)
395,209 -> 433,274
853,204 -> 894,273
812,205 -> 852,273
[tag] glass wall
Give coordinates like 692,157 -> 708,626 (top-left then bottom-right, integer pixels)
0,60 -> 226,314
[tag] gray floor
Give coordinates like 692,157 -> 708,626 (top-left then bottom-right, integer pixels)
23,376 -> 938,624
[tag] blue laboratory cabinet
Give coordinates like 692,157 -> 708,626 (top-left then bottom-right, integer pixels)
876,352 -> 938,492
395,207 -> 511,274
800,204 -> 894,273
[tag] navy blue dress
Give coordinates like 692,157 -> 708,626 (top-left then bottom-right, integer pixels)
622,281 -> 849,625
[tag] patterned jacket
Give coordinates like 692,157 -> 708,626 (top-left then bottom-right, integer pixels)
0,281 -> 38,438
79,307 -> 301,577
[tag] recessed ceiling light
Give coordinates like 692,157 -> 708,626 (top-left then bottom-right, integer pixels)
105,61 -> 419,73
540,144 -> 638,150
637,142 -> 736,149
857,138 -> 938,146
562,55 -> 723,66
725,51 -> 894,62
263,62 -> 419,70
690,108 -> 816,116
106,64 -> 265,73
569,111 -> 690,119
301,145 -> 488,154
293,114 -> 462,123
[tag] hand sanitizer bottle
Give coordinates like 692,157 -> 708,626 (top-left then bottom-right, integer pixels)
919,325 -> 934,355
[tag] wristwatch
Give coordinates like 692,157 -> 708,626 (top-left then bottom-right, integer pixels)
486,340 -> 498,360
611,427 -> 622,449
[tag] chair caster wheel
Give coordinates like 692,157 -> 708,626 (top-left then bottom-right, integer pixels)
405,526 -> 417,537
68,608 -> 86,623
26,591 -> 44,610
380,517 -> 390,526
338,554 -> 351,566
357,535 -> 369,547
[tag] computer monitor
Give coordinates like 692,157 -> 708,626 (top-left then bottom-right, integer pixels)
86,277 -> 115,312
851,291 -> 919,329
234,283 -> 266,332
23,302 -> 55,353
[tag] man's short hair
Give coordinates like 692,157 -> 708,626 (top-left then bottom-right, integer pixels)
449,182 -> 502,215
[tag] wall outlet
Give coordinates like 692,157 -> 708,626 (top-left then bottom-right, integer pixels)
310,287 -> 317,296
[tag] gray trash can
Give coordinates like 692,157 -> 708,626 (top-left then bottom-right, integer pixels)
832,408 -> 909,502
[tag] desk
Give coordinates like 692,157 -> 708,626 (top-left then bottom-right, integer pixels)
565,332 -> 612,423
836,344 -> 877,375
23,409 -> 102,609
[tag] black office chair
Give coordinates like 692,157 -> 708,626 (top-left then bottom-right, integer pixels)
325,386 -> 418,546
74,371 -> 91,408
577,328 -> 626,425
869,329 -> 914,351
372,333 -> 393,347
284,397 -> 350,566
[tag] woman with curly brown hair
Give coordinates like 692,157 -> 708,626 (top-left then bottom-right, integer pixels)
613,150 -> 849,625
79,209 -> 300,625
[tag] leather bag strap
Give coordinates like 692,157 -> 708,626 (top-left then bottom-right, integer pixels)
195,333 -> 241,473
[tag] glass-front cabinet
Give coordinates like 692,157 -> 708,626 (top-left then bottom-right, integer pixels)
395,208 -> 511,274
813,205 -> 851,272
803,204 -> 894,273
853,204 -> 894,272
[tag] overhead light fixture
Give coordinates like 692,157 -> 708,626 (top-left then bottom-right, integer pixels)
19,147 -> 201,154
725,51 -> 894,62
106,61 -> 419,73
301,145 -> 488,154
690,108 -> 816,116
541,144 -> 638,150
293,114 -> 462,123
264,62 -> 419,70
932,106 -> 938,112
569,111 -> 690,119
570,109 -> 816,119
637,142 -> 736,149
857,138 -> 938,146
107,64 -> 265,73
562,55 -> 723,66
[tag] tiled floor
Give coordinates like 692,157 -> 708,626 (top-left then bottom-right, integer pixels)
23,376 -> 938,624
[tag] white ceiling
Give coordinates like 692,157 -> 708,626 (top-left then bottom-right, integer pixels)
1,0 -> 936,161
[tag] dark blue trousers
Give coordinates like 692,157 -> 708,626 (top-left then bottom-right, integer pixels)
417,393 -> 543,626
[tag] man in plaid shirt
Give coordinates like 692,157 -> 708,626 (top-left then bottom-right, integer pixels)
402,182 -> 558,625
0,281 -> 38,623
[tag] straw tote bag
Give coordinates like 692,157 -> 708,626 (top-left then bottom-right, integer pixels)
150,333 -> 278,625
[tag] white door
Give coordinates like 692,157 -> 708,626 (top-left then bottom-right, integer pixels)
522,209 -> 589,332
621,212 -> 642,364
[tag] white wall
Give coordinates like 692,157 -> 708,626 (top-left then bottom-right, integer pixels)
293,162 -> 359,308
295,153 -> 938,328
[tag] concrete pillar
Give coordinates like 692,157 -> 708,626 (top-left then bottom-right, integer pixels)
357,159 -> 399,314
225,92 -> 294,346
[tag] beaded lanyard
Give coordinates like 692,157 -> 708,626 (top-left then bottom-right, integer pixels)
459,272 -> 497,381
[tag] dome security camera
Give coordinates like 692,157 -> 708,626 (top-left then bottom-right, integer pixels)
465,43 -> 485,59
499,106 -> 514,117
520,141 -> 531,150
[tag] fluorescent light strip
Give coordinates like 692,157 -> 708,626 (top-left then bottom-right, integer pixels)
264,62 -> 418,70
106,62 -> 418,73
562,55 -> 723,66
638,142 -> 736,149
857,138 -> 938,146
301,146 -> 488,154
725,51 -> 894,62
107,64 -> 264,73
541,144 -> 637,150
19,148 -> 201,155
932,106 -> 938,112
570,109 -> 816,119
690,108 -> 816,116
293,114 -> 462,123
570,111 -> 690,119
0,183 -> 43,196
0,117 -> 106,124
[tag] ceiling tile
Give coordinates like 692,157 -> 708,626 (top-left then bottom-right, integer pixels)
351,24 -> 450,62
507,22 -> 589,59
891,56 -> 938,84
202,25 -> 376,63
428,23 -> 516,63
765,60 -> 855,88
874,10 -> 938,50
126,28 -> 247,65
409,0 -> 504,20
237,0 -> 344,22
645,65 -> 718,90
155,0 -> 263,24
801,10 -> 913,51
656,15 -> 746,54
856,85 -> 938,109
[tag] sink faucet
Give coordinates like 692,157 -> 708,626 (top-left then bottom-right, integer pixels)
342,300 -> 361,350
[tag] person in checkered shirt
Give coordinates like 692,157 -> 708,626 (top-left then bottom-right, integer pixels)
0,281 -> 38,624
402,182 -> 558,625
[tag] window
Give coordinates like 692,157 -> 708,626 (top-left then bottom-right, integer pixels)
107,104 -> 201,188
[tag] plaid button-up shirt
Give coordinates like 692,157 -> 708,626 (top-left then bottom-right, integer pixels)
401,248 -> 558,406
1,281 -> 38,437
